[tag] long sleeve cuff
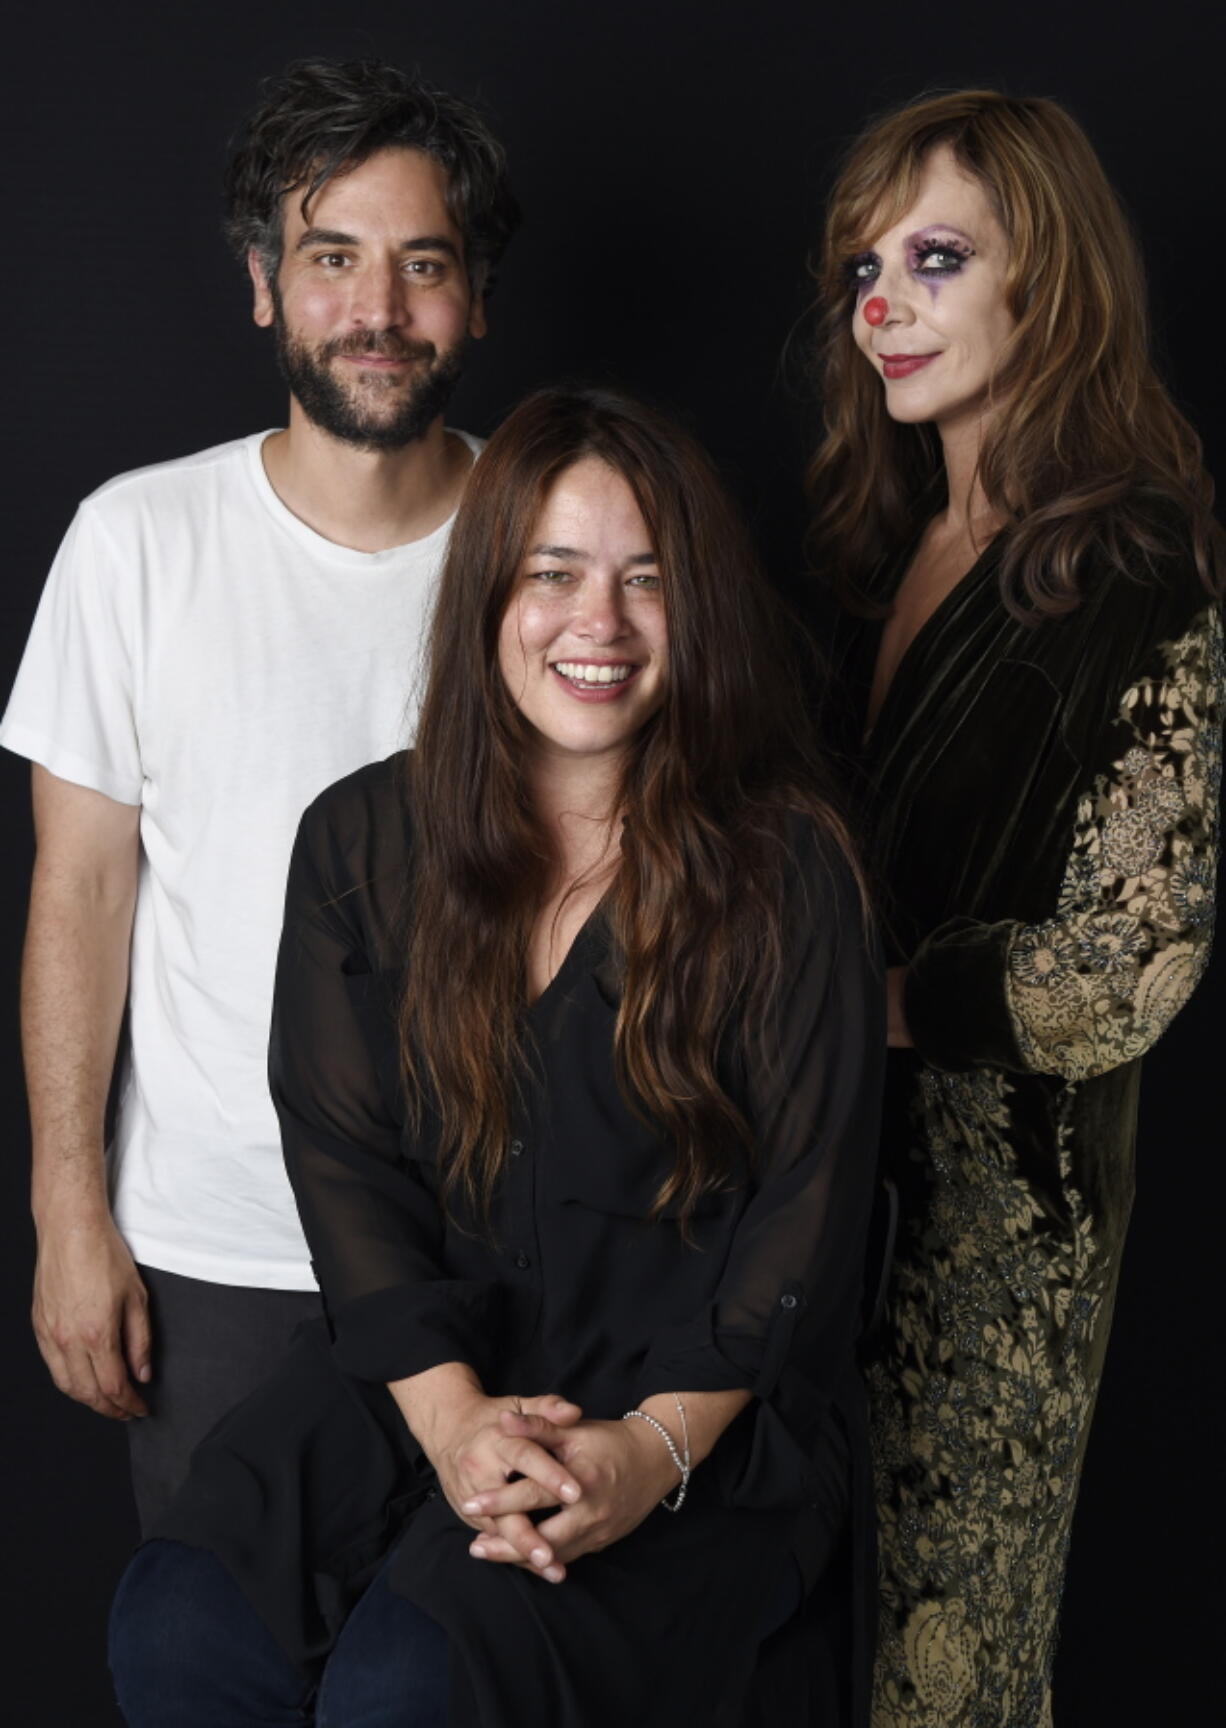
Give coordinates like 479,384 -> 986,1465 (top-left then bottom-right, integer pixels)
905,916 -> 1029,1073
632,1312 -> 759,1408
330,1279 -> 504,1384
632,1285 -> 810,1407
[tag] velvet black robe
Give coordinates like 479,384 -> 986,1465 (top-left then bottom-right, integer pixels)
832,529 -> 1222,1728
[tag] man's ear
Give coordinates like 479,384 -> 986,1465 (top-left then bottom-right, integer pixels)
248,249 -> 276,329
468,290 -> 488,342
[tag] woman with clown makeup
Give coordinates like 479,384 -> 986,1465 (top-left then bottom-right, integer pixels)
809,89 -> 1223,1727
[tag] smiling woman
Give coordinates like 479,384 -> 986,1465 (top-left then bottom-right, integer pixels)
807,90 -> 1224,1728
108,386 -> 887,1728
496,457 -> 668,768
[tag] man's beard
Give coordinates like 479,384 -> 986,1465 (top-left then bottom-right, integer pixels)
273,307 -> 470,453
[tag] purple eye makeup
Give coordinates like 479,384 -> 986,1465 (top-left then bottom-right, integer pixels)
843,252 -> 881,297
842,225 -> 977,301
908,231 -> 974,274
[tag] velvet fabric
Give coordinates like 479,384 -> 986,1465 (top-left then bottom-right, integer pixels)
831,527 -> 1223,1726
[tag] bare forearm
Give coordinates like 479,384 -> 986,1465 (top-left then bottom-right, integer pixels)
637,1386 -> 752,1468
22,771 -> 147,1416
387,1360 -> 487,1455
24,849 -> 136,1223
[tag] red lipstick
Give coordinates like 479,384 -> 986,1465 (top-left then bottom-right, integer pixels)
880,353 -> 938,380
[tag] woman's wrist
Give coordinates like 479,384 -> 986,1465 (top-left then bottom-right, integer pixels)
635,1387 -> 750,1469
623,1394 -> 692,1511
387,1360 -> 487,1457
619,1409 -> 689,1503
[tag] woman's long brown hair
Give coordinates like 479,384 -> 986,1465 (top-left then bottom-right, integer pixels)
807,89 -> 1223,613
402,386 -> 862,1224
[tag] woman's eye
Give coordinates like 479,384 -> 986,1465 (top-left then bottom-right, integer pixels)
628,573 -> 661,590
529,569 -> 572,584
914,245 -> 969,274
845,253 -> 880,288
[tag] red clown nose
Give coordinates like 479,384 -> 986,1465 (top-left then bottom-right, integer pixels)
863,297 -> 888,326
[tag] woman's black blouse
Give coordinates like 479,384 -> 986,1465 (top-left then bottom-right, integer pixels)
159,753 -> 885,1728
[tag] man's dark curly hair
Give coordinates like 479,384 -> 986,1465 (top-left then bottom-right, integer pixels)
224,58 -> 520,296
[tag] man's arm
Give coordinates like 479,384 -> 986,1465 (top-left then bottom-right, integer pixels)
24,763 -> 148,1420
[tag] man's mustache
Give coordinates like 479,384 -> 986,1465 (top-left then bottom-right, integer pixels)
321,332 -> 438,364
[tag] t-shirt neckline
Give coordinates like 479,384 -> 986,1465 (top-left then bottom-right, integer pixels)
243,428 -> 480,569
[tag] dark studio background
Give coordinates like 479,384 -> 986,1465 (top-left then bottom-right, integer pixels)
2,0 -> 1222,1719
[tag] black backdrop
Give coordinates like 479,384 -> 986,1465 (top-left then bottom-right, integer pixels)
3,1 -> 1222,1719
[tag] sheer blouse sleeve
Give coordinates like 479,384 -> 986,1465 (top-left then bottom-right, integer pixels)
269,765 -> 503,1386
635,827 -> 885,1410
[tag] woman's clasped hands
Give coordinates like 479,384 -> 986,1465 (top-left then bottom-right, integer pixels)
407,1372 -> 683,1584
460,1399 -> 683,1582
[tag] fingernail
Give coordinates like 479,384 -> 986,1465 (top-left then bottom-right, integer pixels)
470,1545 -> 487,1559
461,1499 -> 481,1514
544,1566 -> 564,1583
560,1483 -> 579,1502
531,1547 -> 549,1566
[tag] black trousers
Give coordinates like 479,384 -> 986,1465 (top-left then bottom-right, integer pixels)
127,1263 -> 323,1533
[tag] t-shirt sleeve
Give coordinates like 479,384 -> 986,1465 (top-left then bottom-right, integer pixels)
270,778 -> 502,1385
0,504 -> 143,803
635,828 -> 885,1410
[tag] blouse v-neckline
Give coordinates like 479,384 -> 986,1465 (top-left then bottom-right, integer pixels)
525,897 -> 609,1014
862,532 -> 1001,750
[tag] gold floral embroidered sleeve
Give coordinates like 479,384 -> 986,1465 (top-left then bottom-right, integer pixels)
1005,607 -> 1223,1081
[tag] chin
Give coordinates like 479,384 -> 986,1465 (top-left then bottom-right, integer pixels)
883,398 -> 935,425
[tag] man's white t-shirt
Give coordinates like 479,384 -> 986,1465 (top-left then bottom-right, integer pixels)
0,429 -> 481,1290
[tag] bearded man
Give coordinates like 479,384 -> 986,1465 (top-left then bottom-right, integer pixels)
1,58 -> 518,1530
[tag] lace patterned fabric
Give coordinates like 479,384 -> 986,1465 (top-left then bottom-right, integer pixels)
1006,609 -> 1222,1079
868,605 -> 1223,1728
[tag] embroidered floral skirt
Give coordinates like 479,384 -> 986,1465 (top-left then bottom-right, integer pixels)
867,1064 -> 1124,1728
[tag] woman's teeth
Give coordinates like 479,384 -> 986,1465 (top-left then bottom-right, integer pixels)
553,662 -> 633,686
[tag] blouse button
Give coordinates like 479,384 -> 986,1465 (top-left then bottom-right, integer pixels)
780,1293 -> 798,1310
515,1251 -> 531,1270
510,1139 -> 524,1157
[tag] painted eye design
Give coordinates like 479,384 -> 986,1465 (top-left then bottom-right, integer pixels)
913,242 -> 972,274
843,252 -> 881,289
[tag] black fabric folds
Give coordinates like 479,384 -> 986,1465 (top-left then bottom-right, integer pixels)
156,755 -> 886,1728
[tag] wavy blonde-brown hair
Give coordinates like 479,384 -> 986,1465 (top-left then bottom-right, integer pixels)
807,89 -> 1223,614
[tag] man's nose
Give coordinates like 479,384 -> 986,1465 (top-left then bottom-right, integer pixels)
351,260 -> 406,329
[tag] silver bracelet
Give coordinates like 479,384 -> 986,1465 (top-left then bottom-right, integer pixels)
622,1393 -> 691,1513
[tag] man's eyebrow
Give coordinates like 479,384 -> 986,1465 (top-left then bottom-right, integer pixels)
295,228 -> 357,252
294,227 -> 460,258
